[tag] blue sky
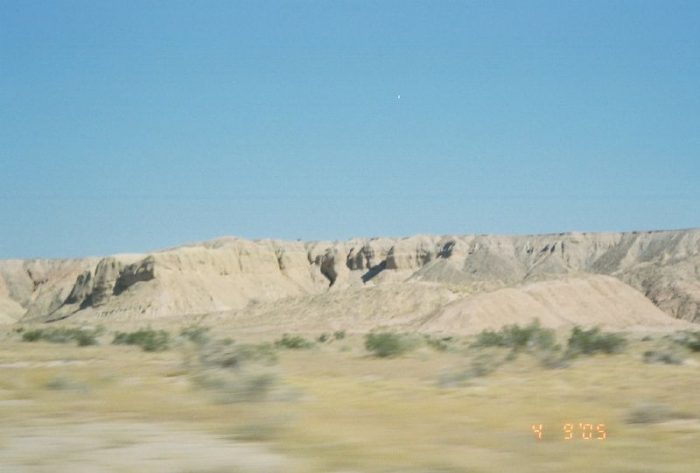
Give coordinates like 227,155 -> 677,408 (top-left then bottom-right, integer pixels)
1,0 -> 699,258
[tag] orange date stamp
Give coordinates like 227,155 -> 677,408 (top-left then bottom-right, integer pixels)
532,423 -> 607,441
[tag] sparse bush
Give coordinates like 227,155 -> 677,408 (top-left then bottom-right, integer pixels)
437,351 -> 506,387
192,369 -> 278,403
473,329 -> 507,348
674,331 -> 700,352
365,332 -> 417,358
469,351 -> 503,376
44,376 -> 88,392
232,342 -> 278,364
424,335 -> 453,352
536,346 -> 570,369
625,402 -> 691,424
22,329 -> 42,342
232,419 -> 285,441
180,325 -> 210,346
198,340 -> 277,368
187,338 -> 287,404
75,331 -> 98,346
21,327 -> 98,347
274,334 -> 314,350
643,348 -> 686,365
472,320 -> 556,352
333,330 -> 346,340
113,328 -> 170,352
437,368 -> 474,388
566,326 -> 626,357
317,333 -> 330,343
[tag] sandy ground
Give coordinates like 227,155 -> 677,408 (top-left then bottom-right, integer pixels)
0,421 -> 291,473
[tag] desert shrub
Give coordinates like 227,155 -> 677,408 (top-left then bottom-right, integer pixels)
188,339 -> 287,403
469,351 -> 503,376
113,328 -> 170,352
437,351 -> 506,387
317,333 -> 330,343
365,332 -> 417,358
625,402 -> 691,424
193,370 -> 278,403
22,329 -> 42,342
424,335 -> 453,352
21,327 -> 98,347
674,331 -> 700,352
437,368 -> 474,388
44,376 -> 88,392
472,320 -> 556,352
274,334 -> 314,350
75,331 -> 98,346
180,325 -> 210,346
566,326 -> 626,357
473,329 -> 507,348
333,330 -> 346,340
643,348 -> 686,365
232,419 -> 286,441
197,340 -> 277,368
536,346 -> 570,369
232,342 -> 278,364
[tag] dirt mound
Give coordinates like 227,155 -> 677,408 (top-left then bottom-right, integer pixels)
420,275 -> 693,334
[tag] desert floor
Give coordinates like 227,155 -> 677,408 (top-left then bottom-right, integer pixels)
1,325 -> 699,473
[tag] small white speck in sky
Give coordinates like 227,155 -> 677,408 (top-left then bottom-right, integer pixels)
397,94 -> 401,100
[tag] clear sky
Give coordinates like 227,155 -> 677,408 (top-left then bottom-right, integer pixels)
1,0 -> 699,258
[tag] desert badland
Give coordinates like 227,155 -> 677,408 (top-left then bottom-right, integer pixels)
1,229 -> 700,472
2,228 -> 699,331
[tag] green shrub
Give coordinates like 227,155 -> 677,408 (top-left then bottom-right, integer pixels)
22,329 -> 43,342
472,320 -> 556,352
437,368 -> 474,388
193,370 -> 278,403
437,350 -> 507,387
75,331 -> 99,346
274,334 -> 314,350
21,327 -> 98,346
365,332 -> 417,358
333,330 -> 346,340
625,402 -> 690,424
536,346 -> 570,369
674,331 -> 700,352
566,326 -> 626,357
469,351 -> 503,376
317,333 -> 330,343
424,335 -> 453,352
44,376 -> 89,392
113,328 -> 170,352
643,348 -> 686,365
180,325 -> 210,346
198,341 -> 278,369
188,338 -> 285,404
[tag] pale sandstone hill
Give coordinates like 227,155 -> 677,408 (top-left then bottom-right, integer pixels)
196,275 -> 691,335
419,275 -> 691,334
0,229 -> 698,331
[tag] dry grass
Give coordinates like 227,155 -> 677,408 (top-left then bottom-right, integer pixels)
0,328 -> 698,472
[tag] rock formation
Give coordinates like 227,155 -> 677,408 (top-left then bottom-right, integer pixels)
0,229 -> 698,331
